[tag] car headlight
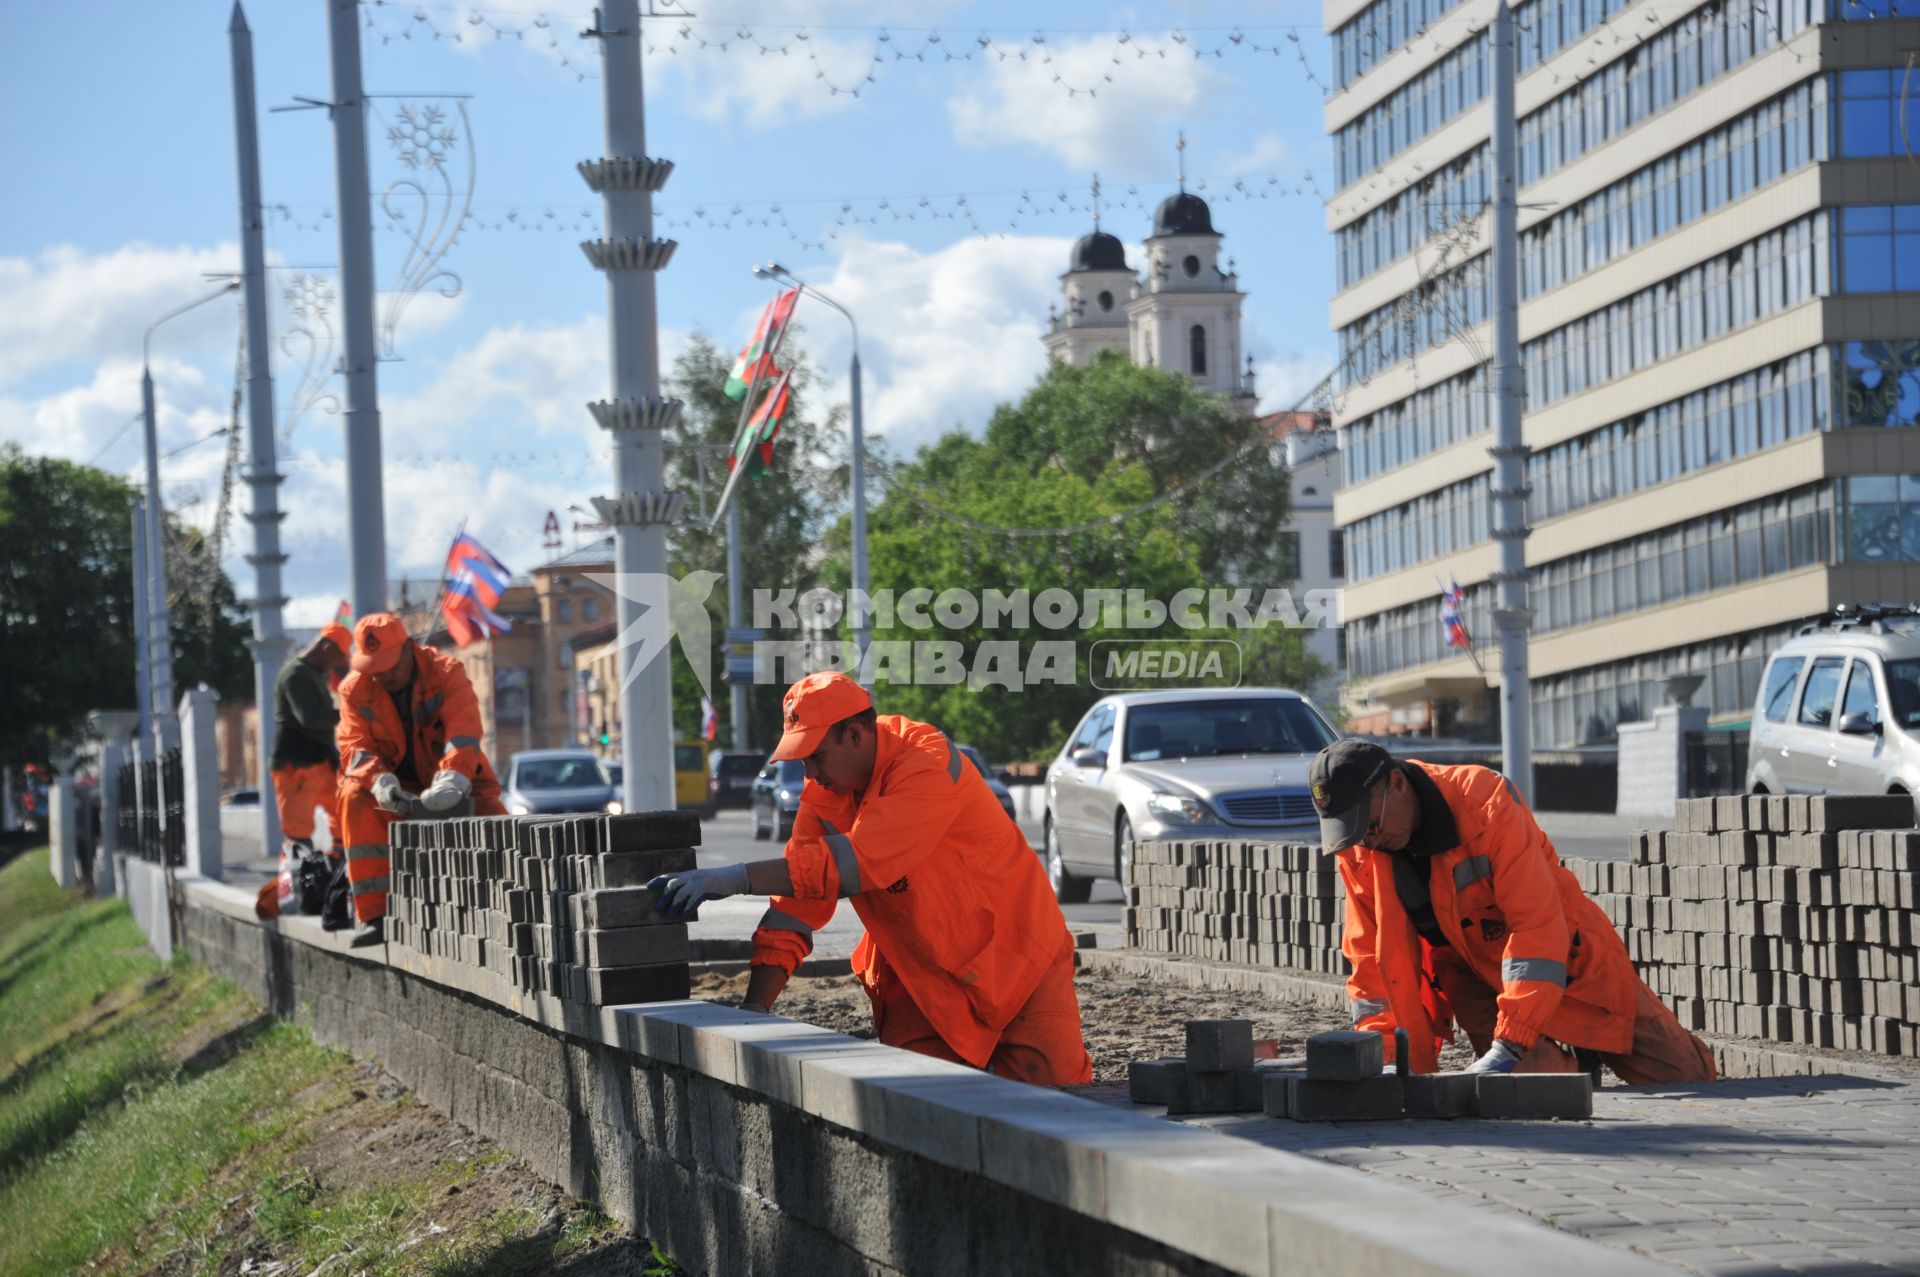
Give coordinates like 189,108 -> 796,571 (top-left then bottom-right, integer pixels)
1146,792 -> 1213,825
604,800 -> 624,814
778,789 -> 796,803
508,800 -> 531,816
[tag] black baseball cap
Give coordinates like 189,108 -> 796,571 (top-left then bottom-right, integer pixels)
1308,739 -> 1395,851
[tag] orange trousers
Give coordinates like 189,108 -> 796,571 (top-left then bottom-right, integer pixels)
1436,953 -> 1717,1084
338,781 -> 504,925
868,946 -> 1094,1087
272,761 -> 336,844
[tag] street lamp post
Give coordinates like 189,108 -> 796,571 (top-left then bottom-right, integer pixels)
141,280 -> 240,752
752,264 -> 871,678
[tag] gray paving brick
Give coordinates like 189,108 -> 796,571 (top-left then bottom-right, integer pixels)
1304,1029 -> 1383,1081
1185,1018 -> 1254,1072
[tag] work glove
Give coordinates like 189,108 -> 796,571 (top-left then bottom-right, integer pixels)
371,773 -> 415,815
647,863 -> 750,921
418,769 -> 472,812
1466,1039 -> 1523,1074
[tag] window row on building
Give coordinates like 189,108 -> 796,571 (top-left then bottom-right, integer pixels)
1346,482 -> 1833,680
1334,0 -> 1814,191
1342,205 -> 1831,390
1340,73 -> 1823,294
1527,623 -> 1803,745
1349,473 -> 1920,693
1345,472 -> 1494,583
1332,0 -> 1472,91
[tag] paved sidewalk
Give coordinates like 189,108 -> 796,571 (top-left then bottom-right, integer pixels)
1093,1074 -> 1920,1274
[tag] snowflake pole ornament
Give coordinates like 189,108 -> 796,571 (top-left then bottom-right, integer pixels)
380,100 -> 474,356
279,272 -> 341,446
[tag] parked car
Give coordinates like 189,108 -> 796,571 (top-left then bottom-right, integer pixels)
676,740 -> 713,817
504,749 -> 618,816
1042,688 -> 1340,902
953,742 -> 1018,825
1746,605 -> 1920,809
751,759 -> 806,841
709,751 -> 768,811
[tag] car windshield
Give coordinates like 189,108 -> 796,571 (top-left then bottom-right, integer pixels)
720,755 -> 767,778
516,758 -> 607,789
1888,658 -> 1920,729
775,760 -> 806,785
1123,699 -> 1337,761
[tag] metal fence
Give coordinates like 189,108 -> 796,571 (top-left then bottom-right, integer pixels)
124,750 -> 185,866
1683,730 -> 1751,799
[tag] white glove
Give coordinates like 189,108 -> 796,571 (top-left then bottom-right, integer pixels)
418,770 -> 472,812
1466,1039 -> 1523,1074
371,773 -> 415,815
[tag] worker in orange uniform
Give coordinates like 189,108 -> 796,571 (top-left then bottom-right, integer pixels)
649,672 -> 1093,1086
270,622 -> 352,859
1310,739 -> 1716,1082
336,613 -> 506,947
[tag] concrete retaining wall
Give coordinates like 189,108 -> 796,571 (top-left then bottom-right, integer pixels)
170,874 -> 1643,1277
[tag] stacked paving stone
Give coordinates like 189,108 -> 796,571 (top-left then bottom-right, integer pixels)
1126,1019 -> 1295,1114
387,809 -> 699,1006
1575,793 -> 1920,1057
1125,839 -> 1346,974
1261,1030 -> 1591,1122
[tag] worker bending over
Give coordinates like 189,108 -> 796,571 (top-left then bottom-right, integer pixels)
271,622 -> 351,859
651,672 -> 1093,1086
1310,739 -> 1716,1082
336,613 -> 506,947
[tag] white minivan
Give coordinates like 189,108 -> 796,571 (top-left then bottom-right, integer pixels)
1746,605 -> 1920,808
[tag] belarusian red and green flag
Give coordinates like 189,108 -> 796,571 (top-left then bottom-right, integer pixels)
724,288 -> 799,402
728,369 -> 792,482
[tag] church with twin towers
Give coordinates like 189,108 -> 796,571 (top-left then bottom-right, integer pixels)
1041,177 -> 1260,414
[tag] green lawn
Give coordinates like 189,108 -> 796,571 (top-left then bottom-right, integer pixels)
0,851 -> 659,1276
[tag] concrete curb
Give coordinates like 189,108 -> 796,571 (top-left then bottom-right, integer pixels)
176,874 -> 1661,1277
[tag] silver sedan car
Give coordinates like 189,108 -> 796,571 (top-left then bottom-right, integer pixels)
1042,688 -> 1340,901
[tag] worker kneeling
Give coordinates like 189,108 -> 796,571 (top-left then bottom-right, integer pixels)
1311,739 -> 1717,1083
336,613 -> 506,948
650,672 -> 1094,1086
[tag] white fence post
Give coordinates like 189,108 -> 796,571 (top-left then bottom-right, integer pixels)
179,687 -> 224,880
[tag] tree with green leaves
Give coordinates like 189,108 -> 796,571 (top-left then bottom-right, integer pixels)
0,444 -> 253,768
835,352 -> 1321,763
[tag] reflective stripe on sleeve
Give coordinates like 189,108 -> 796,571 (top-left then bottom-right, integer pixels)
344,843 -> 387,862
939,730 -> 963,782
356,704 -> 377,722
758,906 -> 814,939
1350,997 -> 1388,1024
350,875 -> 390,896
818,818 -> 862,897
1502,958 -> 1568,986
448,736 -> 479,751
1453,855 -> 1493,890
349,751 -> 374,771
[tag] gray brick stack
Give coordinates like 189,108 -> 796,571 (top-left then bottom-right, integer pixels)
1126,839 -> 1346,974
387,809 -> 699,1006
1573,794 -> 1920,1057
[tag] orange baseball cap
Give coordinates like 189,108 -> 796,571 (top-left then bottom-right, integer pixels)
769,671 -> 872,761
317,621 -> 353,655
350,612 -> 410,674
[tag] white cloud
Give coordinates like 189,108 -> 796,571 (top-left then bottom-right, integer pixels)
1220,132 -> 1295,176
1255,350 -> 1337,415
946,34 -> 1230,172
787,231 -> 1071,455
0,355 -> 231,474
0,242 -> 242,389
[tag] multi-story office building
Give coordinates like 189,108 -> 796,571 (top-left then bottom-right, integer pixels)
1326,0 -> 1920,745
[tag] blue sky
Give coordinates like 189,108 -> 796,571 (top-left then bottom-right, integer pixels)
1,0 -> 1338,625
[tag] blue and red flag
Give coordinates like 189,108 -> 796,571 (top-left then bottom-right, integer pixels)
1440,577 -> 1471,650
444,531 -> 513,647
